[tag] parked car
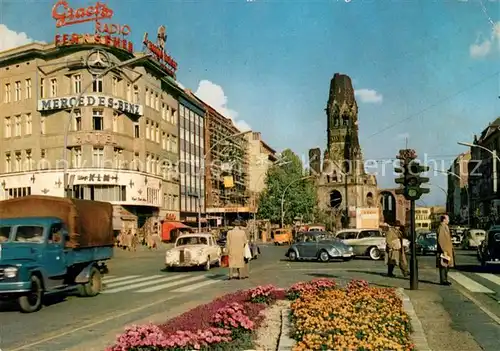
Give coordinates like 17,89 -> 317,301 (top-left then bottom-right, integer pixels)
272,228 -> 292,245
334,228 -> 409,260
165,233 -> 222,270
477,226 -> 500,267
451,234 -> 462,246
286,231 -> 354,262
415,232 -> 437,255
462,229 -> 486,250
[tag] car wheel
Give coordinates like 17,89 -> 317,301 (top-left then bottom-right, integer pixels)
18,275 -> 44,313
215,256 -> 222,267
318,250 -> 330,262
288,250 -> 298,261
204,257 -> 211,271
79,266 -> 102,297
368,247 -> 382,261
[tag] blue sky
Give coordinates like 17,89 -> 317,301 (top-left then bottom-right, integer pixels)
1,0 -> 499,206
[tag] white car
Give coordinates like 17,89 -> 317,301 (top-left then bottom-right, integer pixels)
462,229 -> 486,250
165,233 -> 222,270
335,228 -> 410,261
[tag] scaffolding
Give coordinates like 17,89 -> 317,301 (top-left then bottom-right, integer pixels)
205,110 -> 249,209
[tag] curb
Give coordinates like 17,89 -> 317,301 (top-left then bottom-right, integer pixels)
277,308 -> 295,351
396,288 -> 432,351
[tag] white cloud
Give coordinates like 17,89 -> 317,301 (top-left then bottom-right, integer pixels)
0,24 -> 44,52
354,89 -> 383,104
470,37 -> 492,58
176,81 -> 186,89
469,21 -> 500,58
194,80 -> 251,131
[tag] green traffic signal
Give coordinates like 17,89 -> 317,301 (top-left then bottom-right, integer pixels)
394,157 -> 430,201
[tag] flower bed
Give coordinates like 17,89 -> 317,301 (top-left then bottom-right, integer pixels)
106,278 -> 413,351
290,280 -> 414,351
106,287 -> 284,351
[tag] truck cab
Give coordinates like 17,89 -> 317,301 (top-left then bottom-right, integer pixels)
0,216 -> 111,313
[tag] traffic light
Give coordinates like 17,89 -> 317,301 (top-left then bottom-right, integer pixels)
394,149 -> 430,200
405,161 -> 430,200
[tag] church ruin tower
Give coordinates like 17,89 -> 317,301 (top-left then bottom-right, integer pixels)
325,73 -> 364,175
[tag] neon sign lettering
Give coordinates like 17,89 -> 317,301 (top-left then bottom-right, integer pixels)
54,33 -> 134,53
143,34 -> 178,78
52,0 -> 113,28
95,21 -> 131,36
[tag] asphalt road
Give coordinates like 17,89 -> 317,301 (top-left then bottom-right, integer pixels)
1,244 -> 500,351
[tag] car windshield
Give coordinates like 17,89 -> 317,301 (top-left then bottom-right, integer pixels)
13,225 -> 44,243
473,232 -> 485,237
0,226 -> 11,243
176,236 -> 208,246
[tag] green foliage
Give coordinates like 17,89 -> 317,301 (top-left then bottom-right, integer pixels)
257,149 -> 316,225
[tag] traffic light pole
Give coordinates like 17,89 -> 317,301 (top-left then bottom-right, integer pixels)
409,199 -> 418,290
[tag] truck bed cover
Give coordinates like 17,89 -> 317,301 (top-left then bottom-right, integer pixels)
0,195 -> 114,249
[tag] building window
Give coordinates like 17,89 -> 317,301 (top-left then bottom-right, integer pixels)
50,78 -> 57,97
25,79 -> 32,99
146,120 -> 150,139
72,147 -> 82,168
114,147 -> 123,168
162,132 -> 166,149
25,113 -> 32,135
112,112 -> 119,132
133,152 -> 140,171
4,117 -> 11,138
146,154 -> 151,173
5,153 -> 11,172
73,109 -> 82,131
25,149 -> 32,171
92,109 -> 103,130
155,94 -> 159,110
155,123 -> 160,142
171,108 -> 177,125
134,122 -> 140,138
40,149 -> 48,169
126,83 -> 132,100
133,86 -> 139,103
14,81 -> 21,101
72,74 -> 82,94
40,78 -> 45,98
92,75 -> 103,93
14,115 -> 21,137
4,83 -> 11,103
92,147 -> 104,168
40,116 -> 46,134
15,152 -> 21,172
161,103 -> 166,120
112,76 -> 119,96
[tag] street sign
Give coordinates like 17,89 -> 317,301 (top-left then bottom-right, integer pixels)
86,49 -> 111,75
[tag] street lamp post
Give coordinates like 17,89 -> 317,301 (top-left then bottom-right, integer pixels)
280,175 -> 314,228
62,52 -> 152,197
199,130 -> 252,232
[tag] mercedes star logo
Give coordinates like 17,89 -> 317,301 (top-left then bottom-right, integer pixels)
86,49 -> 111,74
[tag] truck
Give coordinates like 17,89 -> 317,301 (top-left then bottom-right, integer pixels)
0,195 -> 114,313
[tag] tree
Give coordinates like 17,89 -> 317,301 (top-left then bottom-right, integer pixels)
257,149 -> 316,225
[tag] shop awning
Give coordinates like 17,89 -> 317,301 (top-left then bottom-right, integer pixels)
161,221 -> 192,241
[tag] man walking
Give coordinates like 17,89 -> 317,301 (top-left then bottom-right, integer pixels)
226,219 -> 249,280
384,222 -> 409,277
437,214 -> 454,286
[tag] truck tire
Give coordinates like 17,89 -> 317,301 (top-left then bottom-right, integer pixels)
79,267 -> 102,297
18,275 -> 43,313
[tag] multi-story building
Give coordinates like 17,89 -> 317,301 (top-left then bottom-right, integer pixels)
446,151 -> 470,224
178,91 -> 206,226
246,132 -> 276,214
429,206 -> 446,230
468,117 -> 500,228
193,100 -> 250,227
414,207 -> 431,230
0,41 -> 182,233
